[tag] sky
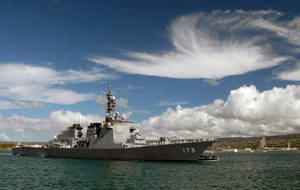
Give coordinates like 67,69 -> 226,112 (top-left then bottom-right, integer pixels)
1,0 -> 300,141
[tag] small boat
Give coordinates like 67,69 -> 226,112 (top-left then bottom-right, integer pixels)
198,155 -> 219,161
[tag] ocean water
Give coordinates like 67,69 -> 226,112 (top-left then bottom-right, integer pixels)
0,151 -> 299,190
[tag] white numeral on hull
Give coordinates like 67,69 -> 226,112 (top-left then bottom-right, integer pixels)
182,147 -> 196,153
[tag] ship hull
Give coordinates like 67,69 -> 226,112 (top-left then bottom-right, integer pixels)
12,141 -> 214,161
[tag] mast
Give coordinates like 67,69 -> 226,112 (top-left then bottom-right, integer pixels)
106,82 -> 116,123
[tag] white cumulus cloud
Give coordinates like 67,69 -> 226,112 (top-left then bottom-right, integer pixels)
0,133 -> 10,141
88,10 -> 299,80
138,85 -> 300,139
0,110 -> 104,141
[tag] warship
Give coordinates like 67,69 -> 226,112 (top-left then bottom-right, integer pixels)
12,83 -> 215,161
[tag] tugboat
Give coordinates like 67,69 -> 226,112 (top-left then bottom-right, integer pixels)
13,83 -> 215,161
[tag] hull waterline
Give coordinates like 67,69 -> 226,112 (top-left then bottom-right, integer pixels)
12,141 -> 214,161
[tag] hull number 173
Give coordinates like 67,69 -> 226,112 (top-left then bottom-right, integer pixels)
182,147 -> 196,153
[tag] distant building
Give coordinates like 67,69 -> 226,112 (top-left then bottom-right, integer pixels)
259,137 -> 266,148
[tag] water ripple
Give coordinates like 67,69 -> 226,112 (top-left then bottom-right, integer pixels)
0,151 -> 299,189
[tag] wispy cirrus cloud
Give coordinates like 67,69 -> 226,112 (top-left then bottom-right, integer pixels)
118,84 -> 139,93
88,10 -> 300,80
0,63 -> 115,106
277,64 -> 300,81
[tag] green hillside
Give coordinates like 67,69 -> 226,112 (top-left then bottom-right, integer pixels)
212,133 -> 300,150
0,143 -> 15,150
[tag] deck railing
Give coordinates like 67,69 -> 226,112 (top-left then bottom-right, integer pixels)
147,137 -> 215,146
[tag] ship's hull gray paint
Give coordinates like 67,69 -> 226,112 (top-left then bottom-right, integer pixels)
12,141 -> 214,161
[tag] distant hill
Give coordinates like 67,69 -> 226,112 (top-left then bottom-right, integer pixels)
0,142 -> 47,145
0,143 -> 15,151
212,133 -> 300,150
0,142 -> 47,150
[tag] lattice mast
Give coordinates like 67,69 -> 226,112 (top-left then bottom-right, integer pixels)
106,82 -> 116,122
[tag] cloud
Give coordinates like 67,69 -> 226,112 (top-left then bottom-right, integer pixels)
0,100 -> 17,109
251,14 -> 300,46
122,84 -> 133,93
155,100 -> 189,106
277,64 -> 300,81
116,98 -> 131,110
88,9 -> 299,80
204,78 -> 219,86
123,84 -> 139,93
96,95 -> 131,109
30,102 -> 43,109
0,133 -> 10,141
96,96 -> 107,104
3,85 -> 300,141
0,100 -> 45,110
122,112 -> 132,119
0,110 -> 104,141
138,85 -> 300,139
126,84 -> 134,91
12,101 -> 27,108
0,100 -> 27,109
65,68 -> 115,83
117,84 -> 139,93
0,64 -> 114,105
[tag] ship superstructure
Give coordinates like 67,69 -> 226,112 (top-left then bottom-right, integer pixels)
13,83 -> 215,161
49,82 -> 146,150
49,124 -> 84,148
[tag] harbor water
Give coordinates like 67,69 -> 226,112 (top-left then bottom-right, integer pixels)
0,151 -> 299,189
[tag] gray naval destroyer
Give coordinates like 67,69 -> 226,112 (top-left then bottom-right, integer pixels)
12,83 -> 215,161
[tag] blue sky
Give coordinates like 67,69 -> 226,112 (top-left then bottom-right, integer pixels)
1,0 -> 300,141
